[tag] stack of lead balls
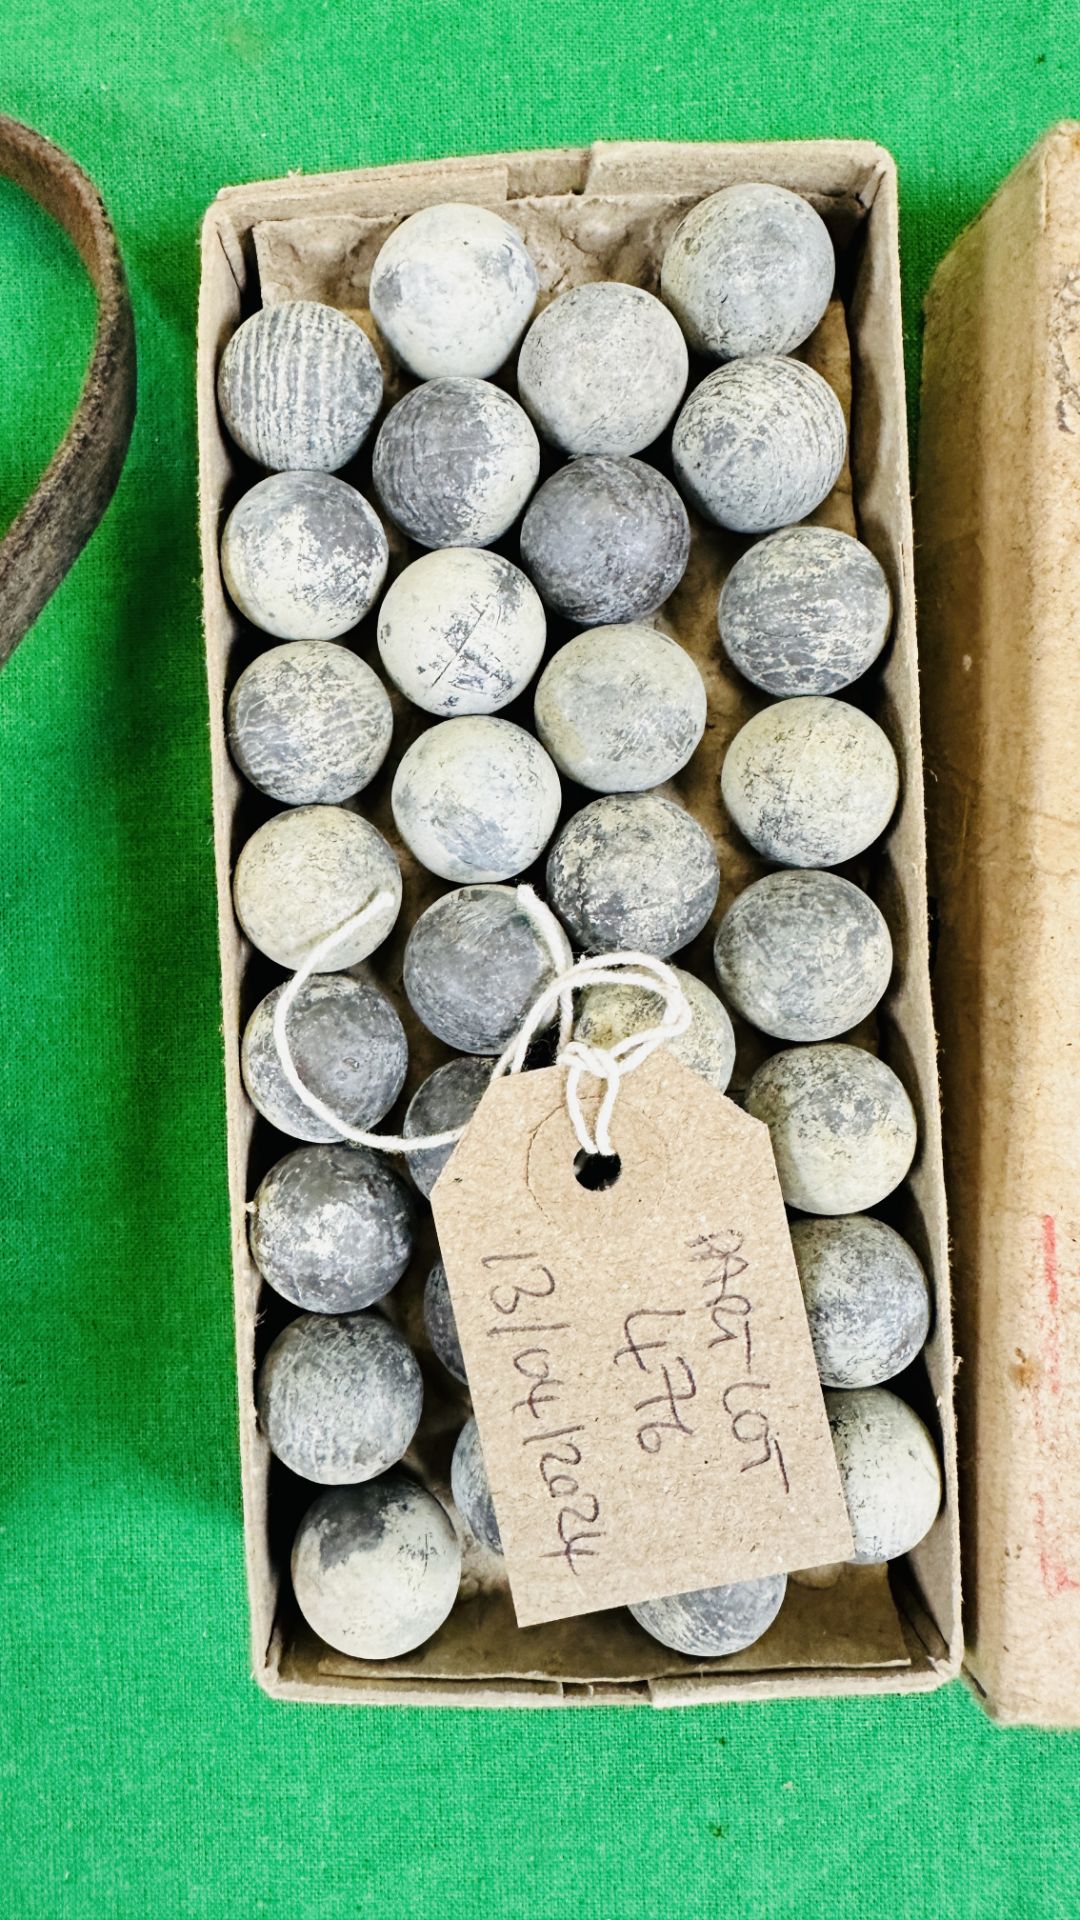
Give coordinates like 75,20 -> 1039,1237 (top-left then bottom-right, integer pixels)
216,182 -> 940,1674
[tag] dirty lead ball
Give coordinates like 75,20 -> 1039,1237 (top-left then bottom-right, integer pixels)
404,885 -> 570,1054
232,805 -> 401,971
451,1417 -> 502,1554
516,281 -> 688,455
826,1387 -> 942,1563
369,202 -> 538,380
630,1571 -> 788,1658
546,792 -> 719,957
241,976 -> 408,1144
258,1310 -> 422,1485
534,623 -> 705,792
790,1216 -> 931,1391
227,641 -> 393,804
718,525 -> 891,697
672,357 -> 846,535
250,1144 -> 416,1314
220,471 -> 388,639
661,182 -> 835,360
292,1474 -> 461,1659
721,697 -> 899,868
217,299 -> 383,472
423,1261 -> 468,1383
575,966 -> 735,1094
392,718 -> 561,884
373,378 -> 540,549
713,870 -> 893,1042
405,1058 -> 495,1197
519,456 -> 690,626
377,548 -> 545,716
546,793 -> 719,958
745,1042 -> 917,1215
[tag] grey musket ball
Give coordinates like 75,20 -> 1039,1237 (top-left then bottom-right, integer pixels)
574,966 -> 735,1094
258,1310 -> 422,1485
404,884 -> 571,1054
373,378 -> 540,549
377,548 -> 546,717
291,1474 -> 461,1659
661,182 -> 834,360
546,792 -> 720,958
519,456 -> 690,626
721,697 -> 899,868
745,1042 -> 917,1215
423,1260 -> 468,1383
790,1215 -> 931,1391
825,1386 -> 942,1564
451,1416 -> 503,1554
516,281 -> 688,455
220,471 -> 389,640
391,717 -> 561,884
718,526 -> 891,698
533,623 -> 705,792
250,1144 -> 416,1313
369,202 -> 538,380
630,1571 -> 787,1658
241,975 -> 408,1144
227,641 -> 393,804
713,870 -> 893,1042
672,358 -> 846,535
405,1057 -> 496,1197
217,299 -> 383,472
232,805 -> 401,971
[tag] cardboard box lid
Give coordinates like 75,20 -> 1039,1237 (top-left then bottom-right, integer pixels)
918,122 -> 1080,1728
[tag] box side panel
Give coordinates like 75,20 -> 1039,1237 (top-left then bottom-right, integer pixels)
196,210 -> 280,1683
918,122 -> 1080,1727
849,164 -> 962,1666
211,138 -> 887,224
257,1656 -> 948,1710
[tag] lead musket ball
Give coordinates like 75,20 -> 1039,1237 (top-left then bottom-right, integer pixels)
221,471 -> 388,639
250,1144 -> 416,1313
258,1310 -> 422,1484
745,1042 -> 917,1215
241,975 -> 407,1144
291,1474 -> 461,1658
217,299 -> 383,471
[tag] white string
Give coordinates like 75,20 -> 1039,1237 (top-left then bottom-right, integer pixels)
270,882 -> 692,1162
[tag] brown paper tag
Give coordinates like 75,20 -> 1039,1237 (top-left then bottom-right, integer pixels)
431,1051 -> 853,1628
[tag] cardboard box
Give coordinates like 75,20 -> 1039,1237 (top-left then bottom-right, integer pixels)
918,122 -> 1080,1729
198,139 -> 961,1706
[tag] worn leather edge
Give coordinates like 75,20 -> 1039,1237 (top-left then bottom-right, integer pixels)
0,114 -> 137,666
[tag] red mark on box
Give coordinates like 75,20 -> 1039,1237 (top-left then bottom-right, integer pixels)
1032,1214 -> 1079,1598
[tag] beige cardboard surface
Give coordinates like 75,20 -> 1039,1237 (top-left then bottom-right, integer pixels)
918,121 -> 1080,1728
433,1056 -> 852,1625
304,1563 -> 908,1684
197,139 -> 960,1705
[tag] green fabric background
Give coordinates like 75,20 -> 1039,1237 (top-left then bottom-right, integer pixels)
2,3 -> 1079,1914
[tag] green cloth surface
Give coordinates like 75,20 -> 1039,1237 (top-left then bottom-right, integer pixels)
1,3 -> 1078,1914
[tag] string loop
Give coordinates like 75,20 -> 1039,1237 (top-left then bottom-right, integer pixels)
270,884 -> 692,1162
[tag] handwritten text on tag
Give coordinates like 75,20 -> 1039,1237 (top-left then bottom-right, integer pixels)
432,1052 -> 853,1628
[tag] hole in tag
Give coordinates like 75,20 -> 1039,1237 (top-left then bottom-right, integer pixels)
573,1149 -> 622,1191
524,1090 -> 669,1243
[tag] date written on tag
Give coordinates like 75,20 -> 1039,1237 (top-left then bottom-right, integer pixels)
481,1251 -> 604,1576
432,1052 -> 853,1628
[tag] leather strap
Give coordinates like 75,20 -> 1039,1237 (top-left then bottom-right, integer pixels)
0,115 -> 136,667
